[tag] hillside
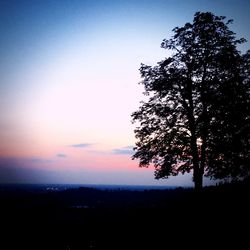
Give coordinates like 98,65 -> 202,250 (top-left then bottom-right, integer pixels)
0,180 -> 249,249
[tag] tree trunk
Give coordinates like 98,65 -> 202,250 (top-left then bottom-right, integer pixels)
185,75 -> 204,190
194,169 -> 203,190
198,59 -> 208,191
191,138 -> 203,190
189,120 -> 201,190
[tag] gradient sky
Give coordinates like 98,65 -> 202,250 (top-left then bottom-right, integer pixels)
0,0 -> 249,185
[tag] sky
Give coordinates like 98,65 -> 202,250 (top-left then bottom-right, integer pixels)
0,0 -> 249,186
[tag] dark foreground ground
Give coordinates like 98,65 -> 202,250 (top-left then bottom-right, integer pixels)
0,180 -> 249,250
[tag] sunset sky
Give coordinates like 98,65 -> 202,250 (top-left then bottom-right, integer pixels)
0,0 -> 249,185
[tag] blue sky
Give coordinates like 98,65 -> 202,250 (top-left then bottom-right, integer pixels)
0,0 -> 249,185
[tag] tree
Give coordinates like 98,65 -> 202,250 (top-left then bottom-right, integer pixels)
132,12 -> 250,189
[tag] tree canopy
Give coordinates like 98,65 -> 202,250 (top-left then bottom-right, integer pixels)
132,12 -> 250,189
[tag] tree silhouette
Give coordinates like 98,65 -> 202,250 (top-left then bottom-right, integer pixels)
132,12 -> 250,189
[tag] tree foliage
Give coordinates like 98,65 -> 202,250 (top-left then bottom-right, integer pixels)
132,12 -> 250,189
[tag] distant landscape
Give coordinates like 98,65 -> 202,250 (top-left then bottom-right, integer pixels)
1,179 -> 249,249
0,183 -> 179,192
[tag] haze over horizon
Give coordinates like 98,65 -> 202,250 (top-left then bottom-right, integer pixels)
0,0 -> 249,186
